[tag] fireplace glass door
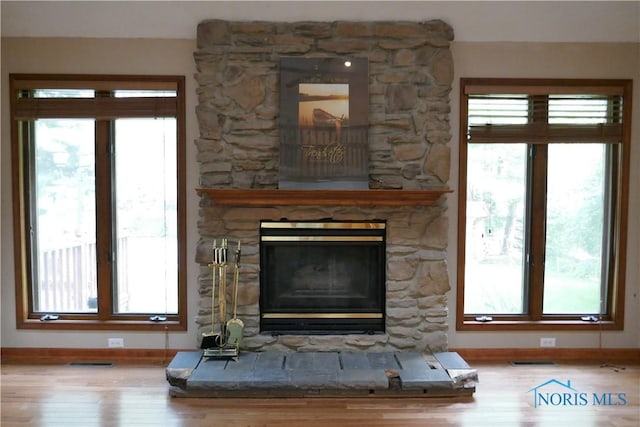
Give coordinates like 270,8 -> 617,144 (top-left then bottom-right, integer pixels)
260,220 -> 386,334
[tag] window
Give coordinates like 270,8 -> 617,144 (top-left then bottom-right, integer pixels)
10,75 -> 187,330
457,79 -> 631,330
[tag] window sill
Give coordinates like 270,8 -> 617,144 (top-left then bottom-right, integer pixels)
18,318 -> 187,331
457,318 -> 622,331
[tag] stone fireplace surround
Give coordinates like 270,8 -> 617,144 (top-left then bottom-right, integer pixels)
194,19 -> 454,353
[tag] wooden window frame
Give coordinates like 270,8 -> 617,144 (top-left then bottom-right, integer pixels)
10,74 -> 187,331
457,78 -> 631,331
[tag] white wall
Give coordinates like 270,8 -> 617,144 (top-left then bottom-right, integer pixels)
3,1 -> 639,43
1,37 -> 638,350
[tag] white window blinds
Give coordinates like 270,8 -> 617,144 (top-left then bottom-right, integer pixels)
465,84 -> 625,144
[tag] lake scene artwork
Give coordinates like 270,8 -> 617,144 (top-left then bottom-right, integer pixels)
298,83 -> 349,130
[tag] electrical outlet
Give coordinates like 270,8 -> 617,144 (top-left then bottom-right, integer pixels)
540,337 -> 556,347
108,338 -> 124,348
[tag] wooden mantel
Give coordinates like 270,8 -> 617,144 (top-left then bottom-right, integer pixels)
196,188 -> 453,207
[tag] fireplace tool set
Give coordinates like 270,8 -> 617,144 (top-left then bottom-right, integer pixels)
200,238 -> 243,359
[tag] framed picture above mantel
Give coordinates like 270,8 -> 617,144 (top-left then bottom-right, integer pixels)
279,57 -> 369,190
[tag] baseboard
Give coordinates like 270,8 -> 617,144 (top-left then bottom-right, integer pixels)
0,347 -> 182,365
451,347 -> 640,364
2,347 -> 639,365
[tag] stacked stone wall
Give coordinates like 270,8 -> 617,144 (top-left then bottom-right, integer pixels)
195,20 -> 454,352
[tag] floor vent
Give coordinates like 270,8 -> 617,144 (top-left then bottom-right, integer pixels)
510,360 -> 556,366
67,361 -> 115,367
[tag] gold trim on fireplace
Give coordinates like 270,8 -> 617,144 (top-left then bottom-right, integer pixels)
260,221 -> 386,230
262,313 -> 383,319
261,236 -> 383,242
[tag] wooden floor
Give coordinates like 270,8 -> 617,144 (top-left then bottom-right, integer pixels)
1,360 -> 638,426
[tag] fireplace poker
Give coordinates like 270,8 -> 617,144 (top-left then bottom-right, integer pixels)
200,240 -> 222,349
218,238 -> 228,346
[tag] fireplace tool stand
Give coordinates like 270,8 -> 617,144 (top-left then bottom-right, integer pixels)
200,239 -> 243,360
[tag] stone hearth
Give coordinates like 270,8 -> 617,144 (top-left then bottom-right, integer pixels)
194,19 -> 454,353
167,351 -> 476,398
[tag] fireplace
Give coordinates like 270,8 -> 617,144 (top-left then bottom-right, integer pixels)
259,220 -> 386,334
194,19 -> 453,352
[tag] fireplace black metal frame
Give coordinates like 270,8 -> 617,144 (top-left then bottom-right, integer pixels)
259,219 -> 386,335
